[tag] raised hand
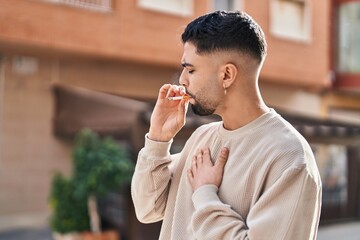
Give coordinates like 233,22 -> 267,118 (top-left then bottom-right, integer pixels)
148,84 -> 190,142
188,147 -> 229,191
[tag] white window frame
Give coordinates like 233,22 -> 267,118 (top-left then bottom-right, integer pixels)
210,0 -> 244,11
138,0 -> 193,16
41,0 -> 112,12
269,0 -> 312,43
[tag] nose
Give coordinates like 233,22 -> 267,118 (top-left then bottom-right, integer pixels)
179,69 -> 188,87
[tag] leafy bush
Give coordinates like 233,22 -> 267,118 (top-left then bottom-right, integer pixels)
49,173 -> 89,233
72,129 -> 134,198
49,129 -> 134,234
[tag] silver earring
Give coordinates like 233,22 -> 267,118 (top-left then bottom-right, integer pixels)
224,87 -> 227,95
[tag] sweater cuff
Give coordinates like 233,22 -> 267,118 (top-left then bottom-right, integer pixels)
143,133 -> 173,158
192,184 -> 220,210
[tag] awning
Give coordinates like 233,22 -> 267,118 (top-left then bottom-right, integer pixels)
52,84 -> 149,139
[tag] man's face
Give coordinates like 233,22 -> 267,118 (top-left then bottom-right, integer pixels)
179,42 -> 223,116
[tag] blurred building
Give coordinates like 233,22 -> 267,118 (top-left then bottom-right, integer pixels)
0,0 -> 359,239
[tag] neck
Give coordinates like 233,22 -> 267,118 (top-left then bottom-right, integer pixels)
217,83 -> 269,131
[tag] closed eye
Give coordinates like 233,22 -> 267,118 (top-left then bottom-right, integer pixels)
182,62 -> 195,74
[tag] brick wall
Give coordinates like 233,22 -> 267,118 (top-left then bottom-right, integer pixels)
0,56 -> 72,225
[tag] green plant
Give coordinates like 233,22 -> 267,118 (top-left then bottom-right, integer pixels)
49,173 -> 89,233
72,129 -> 134,198
49,129 -> 134,234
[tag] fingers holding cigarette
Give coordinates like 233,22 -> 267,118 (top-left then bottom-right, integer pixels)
164,84 -> 192,101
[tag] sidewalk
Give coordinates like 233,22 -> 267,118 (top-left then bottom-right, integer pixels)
0,221 -> 359,240
0,227 -> 52,240
318,221 -> 360,240
0,212 -> 52,240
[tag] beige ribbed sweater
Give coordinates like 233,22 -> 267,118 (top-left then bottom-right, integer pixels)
131,109 -> 322,240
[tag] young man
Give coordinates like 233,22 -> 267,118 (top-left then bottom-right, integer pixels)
131,11 -> 322,240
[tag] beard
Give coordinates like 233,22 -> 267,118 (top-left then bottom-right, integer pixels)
186,85 -> 218,116
190,102 -> 216,116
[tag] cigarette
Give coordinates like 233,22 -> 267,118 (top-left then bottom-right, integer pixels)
167,95 -> 192,100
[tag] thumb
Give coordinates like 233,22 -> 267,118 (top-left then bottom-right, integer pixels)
177,99 -> 189,122
215,147 -> 229,169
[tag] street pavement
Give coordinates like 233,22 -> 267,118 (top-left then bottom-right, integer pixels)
0,221 -> 359,240
0,227 -> 52,240
317,221 -> 360,240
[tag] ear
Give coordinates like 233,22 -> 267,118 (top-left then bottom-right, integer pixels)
221,63 -> 237,89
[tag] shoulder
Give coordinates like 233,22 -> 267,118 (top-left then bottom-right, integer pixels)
268,114 -> 312,164
261,112 -> 308,155
260,113 -> 321,184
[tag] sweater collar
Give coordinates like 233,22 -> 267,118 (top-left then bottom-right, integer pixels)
218,108 -> 277,139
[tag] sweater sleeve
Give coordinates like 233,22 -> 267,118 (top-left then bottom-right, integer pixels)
131,134 -> 174,223
191,166 -> 322,240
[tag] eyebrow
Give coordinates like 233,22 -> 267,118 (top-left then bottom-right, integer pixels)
181,62 -> 194,68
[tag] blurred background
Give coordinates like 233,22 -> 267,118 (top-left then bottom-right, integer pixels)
0,0 -> 359,239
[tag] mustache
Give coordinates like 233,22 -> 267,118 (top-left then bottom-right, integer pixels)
184,88 -> 196,100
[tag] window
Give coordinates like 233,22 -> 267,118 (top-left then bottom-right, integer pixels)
270,0 -> 311,42
12,56 -> 39,76
42,0 -> 112,12
337,2 -> 360,73
138,0 -> 193,16
212,0 -> 243,11
312,144 -> 348,206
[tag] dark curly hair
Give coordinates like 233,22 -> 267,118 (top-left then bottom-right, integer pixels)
181,11 -> 267,63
